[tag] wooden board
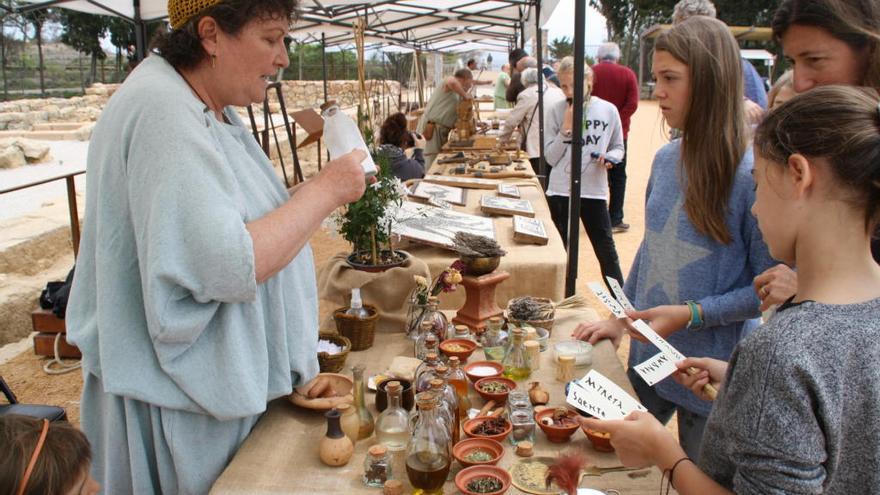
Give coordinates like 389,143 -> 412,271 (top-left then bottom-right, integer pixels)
423,175 -> 502,190
497,183 -> 521,199
480,195 -> 536,218
513,215 -> 549,245
408,181 -> 468,206
392,201 -> 496,250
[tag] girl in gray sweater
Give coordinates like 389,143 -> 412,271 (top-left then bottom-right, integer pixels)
583,85 -> 880,494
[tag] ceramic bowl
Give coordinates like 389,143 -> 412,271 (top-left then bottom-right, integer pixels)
288,373 -> 353,411
474,377 -> 517,404
463,416 -> 512,443
554,340 -> 593,367
455,465 -> 512,495
535,408 -> 580,443
582,425 -> 614,452
464,360 -> 504,384
440,338 -> 478,362
452,437 -> 505,468
461,256 -> 501,276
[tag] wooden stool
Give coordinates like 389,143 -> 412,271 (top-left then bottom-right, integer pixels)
31,309 -> 81,359
452,270 -> 509,332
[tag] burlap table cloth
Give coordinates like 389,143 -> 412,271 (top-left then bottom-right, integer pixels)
210,309 -> 668,495
317,251 -> 431,333
395,169 -> 567,311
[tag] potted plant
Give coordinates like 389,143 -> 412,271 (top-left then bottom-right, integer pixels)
333,153 -> 409,272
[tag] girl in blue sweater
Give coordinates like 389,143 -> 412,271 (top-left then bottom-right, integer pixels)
573,16 -> 776,460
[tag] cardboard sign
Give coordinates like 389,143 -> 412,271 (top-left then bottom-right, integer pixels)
605,276 -> 635,312
633,351 -> 678,386
566,370 -> 646,420
587,282 -> 627,318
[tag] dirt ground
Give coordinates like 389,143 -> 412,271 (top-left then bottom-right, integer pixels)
0,100 -> 670,429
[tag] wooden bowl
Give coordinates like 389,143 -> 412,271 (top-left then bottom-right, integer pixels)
474,377 -> 517,404
464,361 -> 504,384
288,373 -> 353,411
582,425 -> 614,452
455,465 -> 512,495
452,438 -> 504,468
440,338 -> 478,361
463,416 -> 512,443
535,408 -> 580,443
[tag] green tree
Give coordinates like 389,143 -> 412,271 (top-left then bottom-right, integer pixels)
20,5 -> 53,96
59,10 -> 110,86
549,36 -> 573,61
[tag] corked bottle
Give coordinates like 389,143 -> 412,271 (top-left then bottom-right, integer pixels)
351,365 -> 375,439
319,409 -> 354,466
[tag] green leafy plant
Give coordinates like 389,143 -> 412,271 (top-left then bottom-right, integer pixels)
334,152 -> 407,266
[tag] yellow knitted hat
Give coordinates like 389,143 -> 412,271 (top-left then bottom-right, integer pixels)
168,0 -> 223,30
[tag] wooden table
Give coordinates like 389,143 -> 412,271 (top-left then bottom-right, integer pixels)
211,310 -> 666,494
396,155 -> 566,310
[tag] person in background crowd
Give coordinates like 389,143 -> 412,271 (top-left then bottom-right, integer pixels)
379,112 -> 426,181
0,415 -> 101,495
466,58 -> 492,86
585,84 -> 880,495
66,0 -> 367,492
494,63 -> 512,109
753,0 -> 880,311
417,68 -> 475,167
499,67 -> 566,173
573,17 -> 776,461
673,0 -> 768,122
506,48 -> 529,104
544,56 -> 626,289
592,42 -> 640,233
767,70 -> 795,109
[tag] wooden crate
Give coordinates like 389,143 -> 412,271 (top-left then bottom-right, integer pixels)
33,333 -> 81,359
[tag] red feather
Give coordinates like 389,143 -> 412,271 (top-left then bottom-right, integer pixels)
545,451 -> 588,495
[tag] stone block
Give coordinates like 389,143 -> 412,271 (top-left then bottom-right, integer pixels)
0,146 -> 26,169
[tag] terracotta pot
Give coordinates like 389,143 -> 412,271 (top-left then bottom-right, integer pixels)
346,250 -> 409,272
463,361 -> 504,385
474,377 -> 517,404
463,416 -> 512,443
453,438 -> 505,468
535,408 -> 579,443
439,338 -> 478,361
455,465 -> 512,495
582,425 -> 614,452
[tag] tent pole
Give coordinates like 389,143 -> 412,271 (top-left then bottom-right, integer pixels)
321,33 -> 328,102
535,0 -> 546,188
133,0 -> 145,61
566,0 -> 586,297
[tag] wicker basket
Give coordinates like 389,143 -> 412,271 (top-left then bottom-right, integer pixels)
333,304 -> 379,351
506,297 -> 555,334
317,333 -> 351,373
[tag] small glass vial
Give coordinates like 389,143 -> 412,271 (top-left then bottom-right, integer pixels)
451,324 -> 476,343
363,444 -> 392,487
415,328 -> 439,361
556,355 -> 576,383
509,409 -> 536,446
506,390 -> 531,416
480,317 -> 508,362
502,328 -> 531,381
524,340 -> 541,371
415,353 -> 442,393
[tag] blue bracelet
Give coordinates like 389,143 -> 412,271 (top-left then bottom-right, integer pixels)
685,300 -> 703,330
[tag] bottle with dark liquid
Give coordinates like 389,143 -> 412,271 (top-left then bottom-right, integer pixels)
406,392 -> 451,495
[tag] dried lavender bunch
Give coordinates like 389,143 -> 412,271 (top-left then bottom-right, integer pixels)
508,296 -> 552,321
453,232 -> 507,258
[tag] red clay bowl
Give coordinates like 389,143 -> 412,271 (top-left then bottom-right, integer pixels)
474,377 -> 517,404
464,361 -> 504,384
452,437 -> 505,468
535,408 -> 580,443
440,338 -> 478,361
463,416 -> 512,443
455,465 -> 512,495
582,425 -> 615,452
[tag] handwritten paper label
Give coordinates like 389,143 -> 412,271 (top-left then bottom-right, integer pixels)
566,382 -> 616,419
576,369 -> 647,417
587,282 -> 627,318
631,320 -> 685,362
605,276 -> 635,312
633,351 -> 678,386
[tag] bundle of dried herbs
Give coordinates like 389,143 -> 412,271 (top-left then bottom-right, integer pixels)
453,232 -> 507,258
507,295 -> 588,321
467,476 -> 503,493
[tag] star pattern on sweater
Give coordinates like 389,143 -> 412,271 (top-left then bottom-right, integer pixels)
643,198 -> 713,303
